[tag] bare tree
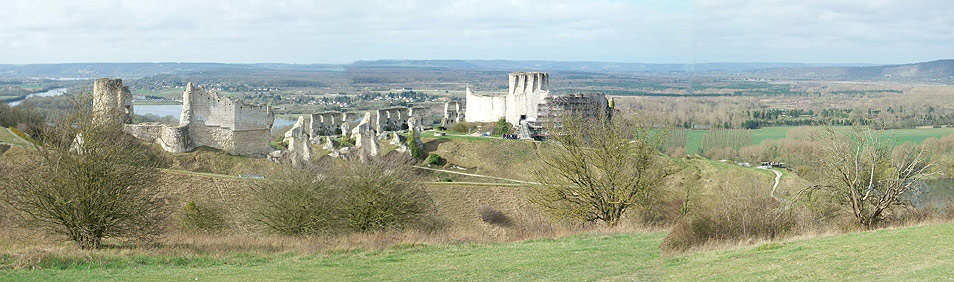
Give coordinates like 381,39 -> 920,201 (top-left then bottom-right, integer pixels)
529,112 -> 672,226
815,127 -> 932,228
0,94 -> 163,249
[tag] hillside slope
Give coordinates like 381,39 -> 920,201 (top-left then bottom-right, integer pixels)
757,59 -> 954,82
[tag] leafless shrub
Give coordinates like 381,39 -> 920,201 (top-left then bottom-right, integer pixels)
251,160 -> 434,235
251,166 -> 337,235
660,196 -> 795,254
0,94 -> 163,249
477,205 -> 512,227
180,200 -> 231,232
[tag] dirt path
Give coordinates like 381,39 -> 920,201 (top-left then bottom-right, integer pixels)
768,169 -> 782,201
162,167 -> 530,186
2,127 -> 32,147
412,166 -> 538,185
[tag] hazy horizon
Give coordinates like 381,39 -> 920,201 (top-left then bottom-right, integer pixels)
2,0 -> 952,65
0,59 -> 907,66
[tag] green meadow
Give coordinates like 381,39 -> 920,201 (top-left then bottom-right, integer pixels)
4,222 -> 954,281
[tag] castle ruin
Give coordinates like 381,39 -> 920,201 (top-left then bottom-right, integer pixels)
441,101 -> 463,127
461,72 -> 613,140
92,78 -> 134,124
304,106 -> 432,140
465,72 -> 550,126
98,79 -> 276,157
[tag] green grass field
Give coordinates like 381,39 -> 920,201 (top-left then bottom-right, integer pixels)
683,126 -> 954,153
4,222 -> 954,281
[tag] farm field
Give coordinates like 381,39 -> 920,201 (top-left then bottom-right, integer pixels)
683,126 -> 954,153
4,222 -> 954,281
421,126 -> 954,154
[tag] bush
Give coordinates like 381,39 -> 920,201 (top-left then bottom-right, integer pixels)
7,126 -> 35,145
336,161 -> 433,232
0,101 -> 163,249
660,196 -> 794,253
477,205 -> 512,227
449,122 -> 476,134
181,200 -> 230,232
251,167 -> 337,235
252,161 -> 433,234
407,128 -> 423,159
493,119 -> 511,136
425,153 -> 443,165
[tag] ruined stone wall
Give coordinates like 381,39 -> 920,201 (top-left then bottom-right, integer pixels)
375,107 -> 409,132
408,106 -> 433,128
124,123 -> 193,153
443,101 -> 462,125
308,111 -> 344,137
124,123 -> 163,142
505,72 -> 549,126
464,87 -> 507,123
115,80 -> 272,157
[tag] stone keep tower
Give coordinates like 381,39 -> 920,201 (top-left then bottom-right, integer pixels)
92,78 -> 133,124
505,72 -> 549,126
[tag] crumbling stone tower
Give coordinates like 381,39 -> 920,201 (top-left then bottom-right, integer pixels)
92,78 -> 133,124
505,72 -> 549,126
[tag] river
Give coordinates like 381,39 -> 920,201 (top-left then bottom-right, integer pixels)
8,88 -> 68,106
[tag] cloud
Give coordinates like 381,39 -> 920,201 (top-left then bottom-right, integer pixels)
691,0 -> 954,63
0,0 -> 949,64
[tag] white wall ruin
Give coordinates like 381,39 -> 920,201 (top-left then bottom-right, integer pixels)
464,72 -> 550,126
464,87 -> 506,123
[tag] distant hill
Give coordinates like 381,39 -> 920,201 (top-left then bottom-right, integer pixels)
755,59 -> 954,82
1,60 -> 951,83
350,60 -> 871,73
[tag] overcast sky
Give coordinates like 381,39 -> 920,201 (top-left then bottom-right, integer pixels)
1,0 -> 952,64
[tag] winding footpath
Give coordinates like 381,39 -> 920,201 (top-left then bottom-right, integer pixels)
412,165 -> 538,184
768,168 -> 782,201
1,127 -> 32,148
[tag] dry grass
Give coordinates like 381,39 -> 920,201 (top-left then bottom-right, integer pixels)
422,138 -> 538,182
0,217 -> 661,270
0,164 -> 659,270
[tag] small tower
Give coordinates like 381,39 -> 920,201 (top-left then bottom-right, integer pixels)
92,78 -> 133,124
